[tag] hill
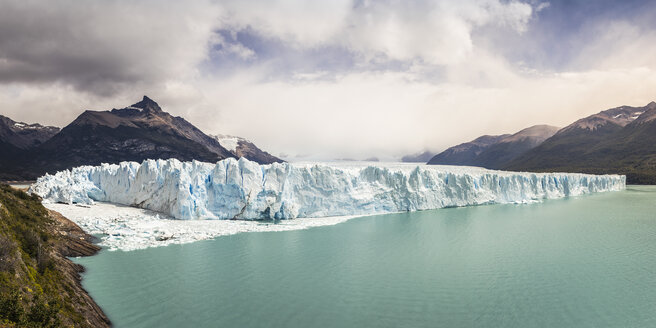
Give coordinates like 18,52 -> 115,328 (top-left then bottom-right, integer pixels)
0,184 -> 110,327
427,135 -> 510,166
505,102 -> 656,184
428,125 -> 559,169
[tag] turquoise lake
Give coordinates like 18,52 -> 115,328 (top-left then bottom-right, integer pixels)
74,186 -> 656,327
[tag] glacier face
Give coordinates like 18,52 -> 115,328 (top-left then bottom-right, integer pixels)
31,158 -> 626,220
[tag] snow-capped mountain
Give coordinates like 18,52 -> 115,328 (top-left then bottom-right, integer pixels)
0,115 -> 60,149
556,103 -> 653,134
23,96 -> 232,177
506,102 -> 656,183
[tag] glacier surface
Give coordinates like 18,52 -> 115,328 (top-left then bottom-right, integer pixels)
31,158 -> 626,221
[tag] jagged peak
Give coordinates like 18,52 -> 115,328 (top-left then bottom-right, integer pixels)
130,95 -> 162,113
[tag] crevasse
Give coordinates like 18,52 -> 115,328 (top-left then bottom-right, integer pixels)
30,158 -> 626,220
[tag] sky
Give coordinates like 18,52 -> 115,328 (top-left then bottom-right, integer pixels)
1,0 -> 656,160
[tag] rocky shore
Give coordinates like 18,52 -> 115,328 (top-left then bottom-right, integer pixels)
0,184 -> 110,327
47,209 -> 110,327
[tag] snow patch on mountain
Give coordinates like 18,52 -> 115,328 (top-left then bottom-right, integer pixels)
212,134 -> 243,152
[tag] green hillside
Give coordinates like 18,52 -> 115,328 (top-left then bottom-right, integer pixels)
0,185 -> 109,327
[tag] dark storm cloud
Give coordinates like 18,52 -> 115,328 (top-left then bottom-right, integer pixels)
0,0 -> 220,96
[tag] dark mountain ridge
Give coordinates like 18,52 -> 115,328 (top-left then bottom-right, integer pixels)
427,134 -> 510,166
0,96 -> 282,180
472,125 -> 560,169
0,115 -> 60,149
428,125 -> 559,168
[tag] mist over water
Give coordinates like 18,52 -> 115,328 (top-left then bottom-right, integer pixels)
75,186 -> 656,328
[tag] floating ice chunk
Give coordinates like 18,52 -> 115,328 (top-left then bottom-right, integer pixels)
44,202 -> 358,251
32,158 -> 626,221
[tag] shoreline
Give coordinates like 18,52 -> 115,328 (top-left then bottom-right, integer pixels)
45,208 -> 111,327
2,184 -> 110,327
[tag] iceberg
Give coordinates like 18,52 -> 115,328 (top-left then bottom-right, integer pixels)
31,158 -> 626,220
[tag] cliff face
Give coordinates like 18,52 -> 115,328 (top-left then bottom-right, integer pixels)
0,184 -> 110,327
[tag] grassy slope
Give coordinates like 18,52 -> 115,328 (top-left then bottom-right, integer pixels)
0,185 -> 109,327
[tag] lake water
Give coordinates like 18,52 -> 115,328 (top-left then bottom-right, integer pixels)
74,186 -> 656,328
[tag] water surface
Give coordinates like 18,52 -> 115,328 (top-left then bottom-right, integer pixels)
75,186 -> 656,327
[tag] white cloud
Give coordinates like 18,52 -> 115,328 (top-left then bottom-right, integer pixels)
573,20 -> 656,71
218,0 -> 352,47
218,0 -> 534,65
188,66 -> 656,160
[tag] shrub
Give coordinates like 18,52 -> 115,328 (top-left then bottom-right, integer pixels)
21,230 -> 41,259
26,295 -> 61,328
0,235 -> 16,272
0,291 -> 24,323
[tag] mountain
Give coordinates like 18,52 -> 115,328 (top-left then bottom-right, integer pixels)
505,102 -> 656,184
24,96 -> 231,177
0,116 -> 60,180
427,134 -> 510,166
0,141 -> 26,180
472,125 -> 560,168
0,96 -> 282,180
0,115 -> 60,149
211,134 -> 281,164
428,125 -> 559,169
401,151 -> 436,163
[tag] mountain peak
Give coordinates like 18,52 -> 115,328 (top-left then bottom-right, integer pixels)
130,95 -> 162,113
630,101 -> 656,125
0,114 -> 60,149
500,125 -> 560,143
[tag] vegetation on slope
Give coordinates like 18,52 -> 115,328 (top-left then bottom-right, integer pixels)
0,184 -> 109,327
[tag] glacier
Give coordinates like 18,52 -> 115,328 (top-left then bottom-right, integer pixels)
31,158 -> 626,221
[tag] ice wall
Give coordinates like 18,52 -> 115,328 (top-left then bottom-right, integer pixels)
31,158 -> 626,220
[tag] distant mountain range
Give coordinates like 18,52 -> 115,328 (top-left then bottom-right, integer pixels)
401,151 -> 436,163
0,96 -> 282,180
428,125 -> 559,168
505,102 -> 656,184
427,102 -> 656,184
0,115 -> 60,149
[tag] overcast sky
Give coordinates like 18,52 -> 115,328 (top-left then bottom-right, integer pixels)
2,0 -> 656,160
